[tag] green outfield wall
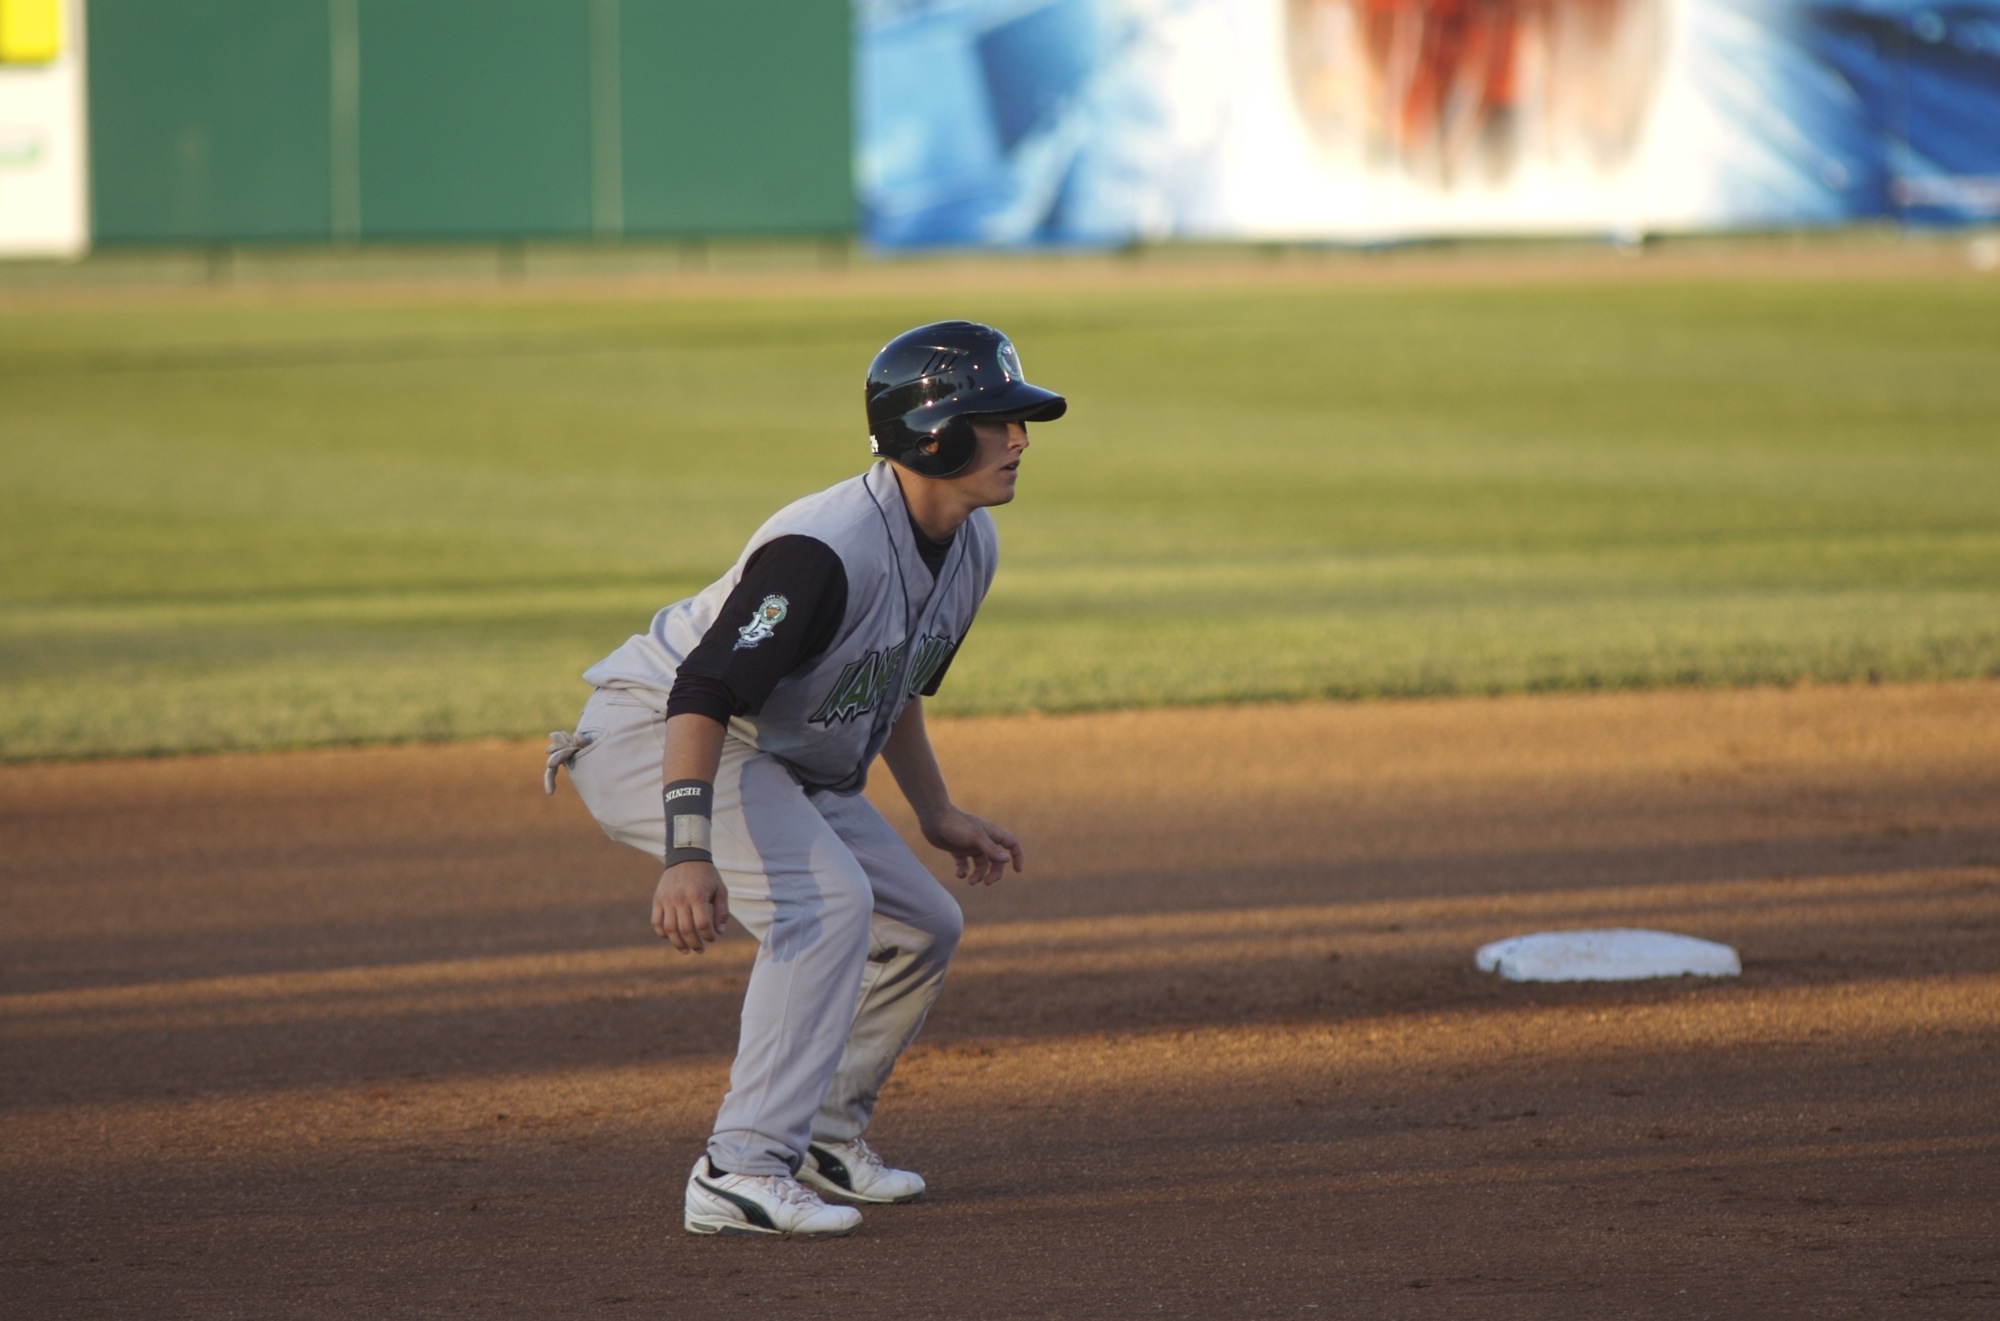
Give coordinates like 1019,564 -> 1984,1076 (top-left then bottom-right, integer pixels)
86,0 -> 852,244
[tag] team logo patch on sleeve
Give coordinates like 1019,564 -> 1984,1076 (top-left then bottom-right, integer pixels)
734,595 -> 789,650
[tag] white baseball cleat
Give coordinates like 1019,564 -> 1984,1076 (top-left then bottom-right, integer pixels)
683,1157 -> 862,1237
799,1138 -> 926,1204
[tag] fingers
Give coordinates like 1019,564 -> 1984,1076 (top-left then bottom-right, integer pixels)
955,845 -> 985,885
653,868 -> 726,955
653,879 -> 695,952
967,846 -> 997,885
652,875 -> 680,949
965,827 -> 1014,886
665,901 -> 698,954
979,826 -> 1013,885
988,822 -> 1025,874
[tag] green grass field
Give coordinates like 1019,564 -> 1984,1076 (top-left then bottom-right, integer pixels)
3,252 -> 1997,760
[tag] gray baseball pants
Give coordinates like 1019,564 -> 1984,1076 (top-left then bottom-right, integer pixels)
563,687 -> 963,1177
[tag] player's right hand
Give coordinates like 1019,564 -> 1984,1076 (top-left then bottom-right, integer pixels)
653,861 -> 730,954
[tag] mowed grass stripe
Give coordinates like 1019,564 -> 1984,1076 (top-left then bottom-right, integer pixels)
2,265 -> 1996,759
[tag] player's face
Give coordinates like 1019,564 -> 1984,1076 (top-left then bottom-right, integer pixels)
956,418 -> 1030,506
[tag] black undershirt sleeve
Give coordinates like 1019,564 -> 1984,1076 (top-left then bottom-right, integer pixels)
666,536 -> 848,723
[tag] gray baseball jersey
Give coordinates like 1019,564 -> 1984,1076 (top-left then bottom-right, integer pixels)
583,459 -> 997,794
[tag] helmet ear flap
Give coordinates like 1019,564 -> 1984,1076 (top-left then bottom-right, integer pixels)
903,414 -> 978,478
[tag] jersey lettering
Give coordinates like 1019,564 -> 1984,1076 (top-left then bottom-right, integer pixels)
808,633 -> 955,726
811,647 -> 892,725
905,633 -> 955,697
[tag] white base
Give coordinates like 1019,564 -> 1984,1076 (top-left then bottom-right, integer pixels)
1476,928 -> 1741,983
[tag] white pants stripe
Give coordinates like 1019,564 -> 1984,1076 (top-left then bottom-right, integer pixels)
563,688 -> 962,1177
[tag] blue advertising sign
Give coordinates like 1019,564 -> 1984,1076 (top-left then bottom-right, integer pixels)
857,0 -> 2000,246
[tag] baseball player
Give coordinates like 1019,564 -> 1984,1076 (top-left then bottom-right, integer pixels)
544,321 -> 1066,1236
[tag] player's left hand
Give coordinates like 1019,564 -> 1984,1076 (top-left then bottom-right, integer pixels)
921,807 -> 1022,886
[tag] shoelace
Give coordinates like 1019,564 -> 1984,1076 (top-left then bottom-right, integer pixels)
736,1173 -> 829,1209
840,1138 -> 891,1177
542,730 -> 592,794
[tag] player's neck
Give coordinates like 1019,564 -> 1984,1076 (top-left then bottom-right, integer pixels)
892,467 -> 975,543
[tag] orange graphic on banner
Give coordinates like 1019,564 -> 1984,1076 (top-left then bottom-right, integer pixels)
1288,0 -> 1663,186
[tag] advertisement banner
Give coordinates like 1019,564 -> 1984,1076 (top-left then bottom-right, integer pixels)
0,0 -> 87,257
857,0 -> 2000,246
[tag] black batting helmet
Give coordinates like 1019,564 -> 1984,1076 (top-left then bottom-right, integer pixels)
865,321 -> 1067,477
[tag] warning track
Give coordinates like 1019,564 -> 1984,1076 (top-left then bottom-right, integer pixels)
4,682 -> 1999,1317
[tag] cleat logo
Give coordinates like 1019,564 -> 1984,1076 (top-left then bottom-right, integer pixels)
697,1178 -> 778,1231
810,1146 -> 854,1189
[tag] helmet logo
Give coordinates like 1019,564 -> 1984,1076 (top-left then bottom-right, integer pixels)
999,343 -> 1021,381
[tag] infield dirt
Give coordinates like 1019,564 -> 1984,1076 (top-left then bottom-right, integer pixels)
5,682 -> 1998,1318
